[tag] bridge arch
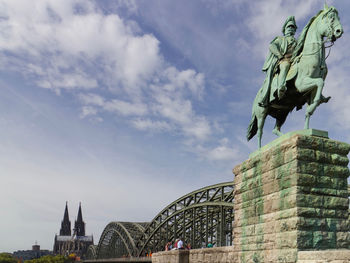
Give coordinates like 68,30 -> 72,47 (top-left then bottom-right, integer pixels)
96,222 -> 149,258
136,181 -> 234,256
86,245 -> 97,259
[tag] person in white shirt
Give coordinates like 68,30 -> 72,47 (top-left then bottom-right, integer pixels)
177,238 -> 184,249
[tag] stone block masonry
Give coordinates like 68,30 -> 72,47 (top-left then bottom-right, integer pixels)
152,249 -> 189,263
298,250 -> 350,262
152,247 -> 237,263
233,130 -> 350,263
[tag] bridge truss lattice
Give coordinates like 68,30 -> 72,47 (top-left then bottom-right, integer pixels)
96,222 -> 149,258
136,181 -> 234,256
90,181 -> 234,259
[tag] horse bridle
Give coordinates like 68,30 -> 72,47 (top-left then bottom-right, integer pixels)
323,9 -> 341,44
299,10 -> 337,59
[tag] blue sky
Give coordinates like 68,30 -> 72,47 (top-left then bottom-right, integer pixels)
1,0 -> 350,252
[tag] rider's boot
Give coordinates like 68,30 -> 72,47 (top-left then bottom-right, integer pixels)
278,84 -> 287,99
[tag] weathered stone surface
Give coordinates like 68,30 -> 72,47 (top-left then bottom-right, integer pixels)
152,250 -> 189,263
236,249 -> 298,263
234,134 -> 350,174
233,133 -> 350,262
153,247 -> 238,263
189,247 -> 236,263
297,250 -> 350,262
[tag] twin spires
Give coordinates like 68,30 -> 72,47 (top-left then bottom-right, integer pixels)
59,202 -> 85,236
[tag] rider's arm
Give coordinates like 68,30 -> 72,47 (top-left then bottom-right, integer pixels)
269,38 -> 283,60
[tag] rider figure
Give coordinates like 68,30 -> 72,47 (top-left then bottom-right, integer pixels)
259,16 -> 297,107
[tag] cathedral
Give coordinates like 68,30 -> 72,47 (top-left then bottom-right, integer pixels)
53,202 -> 94,258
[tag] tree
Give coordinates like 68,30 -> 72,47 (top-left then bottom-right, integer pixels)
0,253 -> 17,263
24,255 -> 72,263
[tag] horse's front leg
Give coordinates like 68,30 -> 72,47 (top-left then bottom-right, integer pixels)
295,76 -> 324,129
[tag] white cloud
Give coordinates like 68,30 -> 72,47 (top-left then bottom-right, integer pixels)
131,119 -> 171,132
80,106 -> 98,118
79,93 -> 148,116
153,94 -> 192,125
163,67 -> 205,99
207,145 -> 239,161
183,137 -> 242,162
75,60 -> 209,139
206,137 -> 240,161
0,0 -> 212,145
104,99 -> 148,116
182,117 -> 211,140
45,72 -> 98,90
79,93 -> 105,106
0,0 -> 162,95
152,89 -> 211,140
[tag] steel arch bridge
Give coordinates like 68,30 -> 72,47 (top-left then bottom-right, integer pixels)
96,222 -> 149,258
90,181 -> 234,259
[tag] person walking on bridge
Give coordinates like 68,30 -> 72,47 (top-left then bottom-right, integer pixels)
177,238 -> 184,249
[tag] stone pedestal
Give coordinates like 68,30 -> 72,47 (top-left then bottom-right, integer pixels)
152,249 -> 189,263
233,130 -> 350,263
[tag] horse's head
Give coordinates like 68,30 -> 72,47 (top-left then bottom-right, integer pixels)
319,5 -> 343,42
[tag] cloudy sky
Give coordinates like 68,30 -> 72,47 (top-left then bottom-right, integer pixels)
1,0 -> 350,252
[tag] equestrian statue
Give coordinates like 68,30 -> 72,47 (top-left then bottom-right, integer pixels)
247,4 -> 343,148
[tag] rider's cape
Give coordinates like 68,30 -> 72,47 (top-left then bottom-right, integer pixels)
260,36 -> 290,106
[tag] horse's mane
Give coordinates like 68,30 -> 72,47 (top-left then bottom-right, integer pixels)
291,10 -> 323,62
291,7 -> 338,62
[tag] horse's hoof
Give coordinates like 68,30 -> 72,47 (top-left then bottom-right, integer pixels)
272,129 -> 283,136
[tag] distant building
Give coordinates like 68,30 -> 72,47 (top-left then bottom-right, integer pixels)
53,202 -> 94,258
13,243 -> 52,262
32,244 -> 40,251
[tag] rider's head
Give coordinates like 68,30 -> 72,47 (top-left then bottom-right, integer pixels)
282,16 -> 297,36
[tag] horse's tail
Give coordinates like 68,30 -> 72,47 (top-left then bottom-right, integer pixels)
247,113 -> 257,141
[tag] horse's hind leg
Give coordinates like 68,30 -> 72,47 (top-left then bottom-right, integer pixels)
257,113 -> 267,148
272,112 -> 288,136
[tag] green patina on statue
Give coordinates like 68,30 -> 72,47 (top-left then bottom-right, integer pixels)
247,4 -> 343,148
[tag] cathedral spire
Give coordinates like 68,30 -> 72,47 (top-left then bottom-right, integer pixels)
74,202 -> 85,236
59,201 -> 71,236
77,202 -> 83,222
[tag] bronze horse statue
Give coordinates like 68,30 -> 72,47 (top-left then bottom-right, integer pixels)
247,5 -> 343,148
